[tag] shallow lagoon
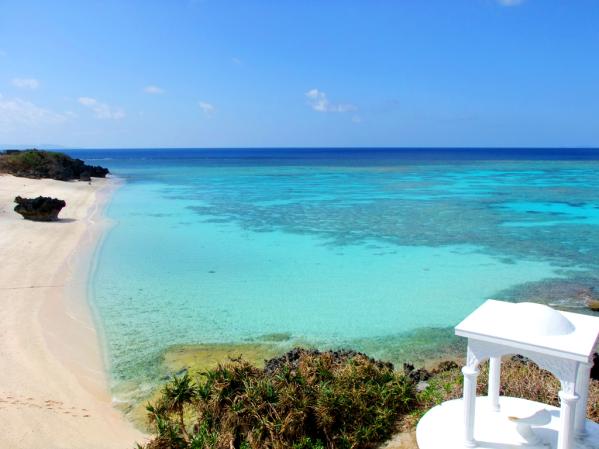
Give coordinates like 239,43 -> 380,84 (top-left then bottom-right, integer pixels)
71,149 -> 599,397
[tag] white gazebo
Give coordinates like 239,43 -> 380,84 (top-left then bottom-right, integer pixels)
417,300 -> 599,449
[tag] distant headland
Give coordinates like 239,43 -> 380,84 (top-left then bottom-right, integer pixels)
0,149 -> 109,181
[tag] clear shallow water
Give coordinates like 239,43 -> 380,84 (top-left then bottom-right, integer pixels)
66,149 -> 599,396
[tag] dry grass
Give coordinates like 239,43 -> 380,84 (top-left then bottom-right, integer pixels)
400,356 -> 599,431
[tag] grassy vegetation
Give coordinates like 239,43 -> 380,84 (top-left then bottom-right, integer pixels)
401,357 -> 599,431
140,350 -> 415,449
0,150 -> 67,173
139,350 -> 599,449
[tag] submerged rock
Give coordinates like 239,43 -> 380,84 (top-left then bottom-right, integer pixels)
14,196 -> 66,221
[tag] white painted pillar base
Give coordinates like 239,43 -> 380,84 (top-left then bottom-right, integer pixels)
557,391 -> 579,449
575,363 -> 592,438
462,366 -> 480,448
488,356 -> 501,412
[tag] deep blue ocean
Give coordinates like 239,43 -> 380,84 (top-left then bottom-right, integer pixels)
65,148 -> 599,400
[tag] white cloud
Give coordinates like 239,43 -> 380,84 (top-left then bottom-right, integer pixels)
199,101 -> 215,115
305,89 -> 357,113
144,85 -> 164,94
78,96 -> 125,119
0,94 -> 68,130
12,78 -> 40,89
497,0 -> 524,6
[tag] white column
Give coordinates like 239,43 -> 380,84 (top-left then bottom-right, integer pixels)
462,365 -> 480,448
557,391 -> 579,449
488,356 -> 501,412
574,363 -> 592,438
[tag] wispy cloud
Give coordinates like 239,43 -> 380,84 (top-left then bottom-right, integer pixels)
0,94 -> 68,130
78,97 -> 125,119
12,78 -> 40,89
144,85 -> 164,94
0,50 -> 7,57
305,89 -> 357,113
199,101 -> 215,116
497,0 -> 525,6
231,57 -> 242,65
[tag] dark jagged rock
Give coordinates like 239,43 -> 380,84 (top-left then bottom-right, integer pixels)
0,149 -> 109,181
403,362 -> 431,382
263,347 -> 393,375
432,360 -> 459,374
401,360 -> 458,383
14,196 -> 66,221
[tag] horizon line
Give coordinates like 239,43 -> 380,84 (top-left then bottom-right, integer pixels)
19,146 -> 599,151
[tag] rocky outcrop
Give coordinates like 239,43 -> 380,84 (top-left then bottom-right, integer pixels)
263,347 -> 394,374
0,149 -> 109,181
14,196 -> 66,221
402,360 -> 459,384
402,363 -> 431,383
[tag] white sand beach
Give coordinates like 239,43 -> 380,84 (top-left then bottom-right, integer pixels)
0,174 -> 145,449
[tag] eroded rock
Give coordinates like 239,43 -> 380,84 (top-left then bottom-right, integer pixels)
14,196 -> 66,221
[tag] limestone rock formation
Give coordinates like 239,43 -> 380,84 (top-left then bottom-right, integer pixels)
14,196 -> 66,221
0,149 -> 109,181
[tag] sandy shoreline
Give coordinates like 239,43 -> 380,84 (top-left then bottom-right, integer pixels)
0,174 -> 144,449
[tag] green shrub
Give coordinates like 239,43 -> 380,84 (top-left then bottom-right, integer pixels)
0,149 -> 108,180
140,351 -> 416,449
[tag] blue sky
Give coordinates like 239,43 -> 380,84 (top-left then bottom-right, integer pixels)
1,0 -> 598,148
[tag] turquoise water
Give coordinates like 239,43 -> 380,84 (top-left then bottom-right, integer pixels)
69,149 -> 599,398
